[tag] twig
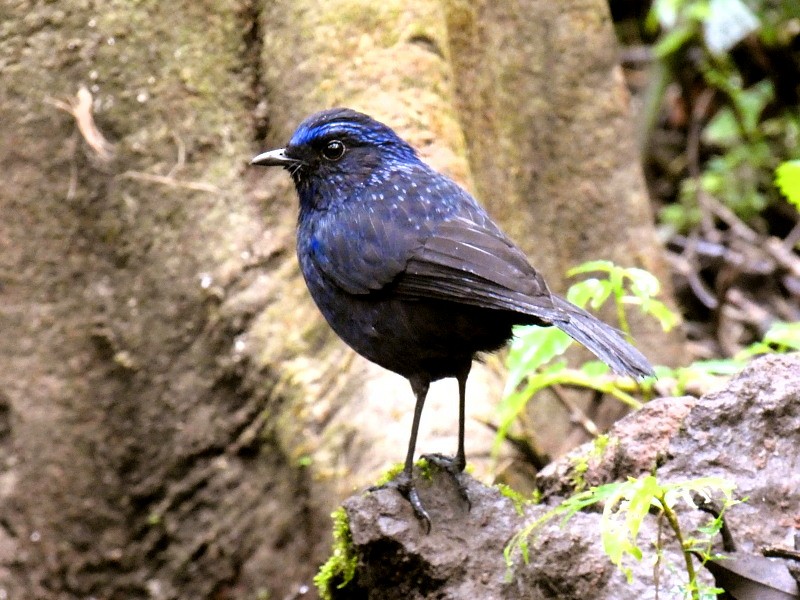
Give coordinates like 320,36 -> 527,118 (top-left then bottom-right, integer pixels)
671,234 -> 720,309
45,86 -> 114,161
761,546 -> 800,562
693,492 -> 736,552
166,132 -> 187,178
765,236 -> 800,279
551,384 -> 600,437
783,220 -> 800,250
703,192 -> 760,245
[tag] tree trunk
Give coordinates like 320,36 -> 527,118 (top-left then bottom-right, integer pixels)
1,1 -> 331,597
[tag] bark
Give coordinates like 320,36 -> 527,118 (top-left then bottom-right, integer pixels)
1,1 -> 328,597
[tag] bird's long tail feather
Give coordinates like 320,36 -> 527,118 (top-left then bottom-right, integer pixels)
551,296 -> 655,379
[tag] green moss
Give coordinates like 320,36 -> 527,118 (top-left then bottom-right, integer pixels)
569,434 -> 616,491
416,457 -> 434,480
569,455 -> 590,492
496,483 -> 527,515
314,507 -> 358,600
372,462 -> 404,488
372,457 -> 436,488
496,483 -> 540,516
592,433 -> 613,456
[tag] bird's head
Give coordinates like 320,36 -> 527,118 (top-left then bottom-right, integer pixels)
251,108 -> 420,211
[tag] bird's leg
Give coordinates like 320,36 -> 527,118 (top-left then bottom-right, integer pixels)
421,364 -> 471,509
402,376 -> 431,529
455,364 -> 468,472
370,375 -> 432,532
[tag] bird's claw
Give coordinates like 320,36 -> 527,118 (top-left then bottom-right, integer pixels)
405,484 -> 431,533
421,453 -> 471,510
369,471 -> 431,532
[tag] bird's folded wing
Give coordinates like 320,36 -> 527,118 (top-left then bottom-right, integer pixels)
309,200 -> 430,295
395,216 -> 567,322
311,173 -> 564,323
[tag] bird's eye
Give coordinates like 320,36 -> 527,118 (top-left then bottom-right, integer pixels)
321,139 -> 346,161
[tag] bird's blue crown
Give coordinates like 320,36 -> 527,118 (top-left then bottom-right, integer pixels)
289,108 -> 418,162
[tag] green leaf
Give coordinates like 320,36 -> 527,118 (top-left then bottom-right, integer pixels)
567,278 -> 612,310
704,81 -> 773,144
567,259 -> 615,276
632,297 -> 680,332
703,108 -> 741,146
505,326 -> 574,396
775,160 -> 800,209
625,268 -> 662,298
580,360 -> 610,377
653,22 -> 699,59
626,475 -> 661,539
663,476 -> 736,507
681,358 -> 747,376
736,321 -> 800,358
762,321 -> 800,351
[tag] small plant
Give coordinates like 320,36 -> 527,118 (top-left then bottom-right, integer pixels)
498,255 -> 800,447
566,261 -> 679,336
372,462 -> 405,488
654,319 -> 800,394
569,434 -> 615,492
647,0 -> 800,232
496,482 -> 537,515
495,261 -> 674,454
505,474 -> 737,599
314,507 -> 358,600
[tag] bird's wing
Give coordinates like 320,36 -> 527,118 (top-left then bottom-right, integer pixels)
395,214 -> 566,322
394,216 -> 659,378
308,168 -> 563,322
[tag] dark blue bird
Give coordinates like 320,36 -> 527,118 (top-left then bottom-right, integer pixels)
251,108 -> 654,529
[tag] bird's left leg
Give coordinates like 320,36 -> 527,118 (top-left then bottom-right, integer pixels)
369,374 -> 432,531
421,363 -> 471,509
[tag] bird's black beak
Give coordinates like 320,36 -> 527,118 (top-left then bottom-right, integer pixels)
250,148 -> 296,168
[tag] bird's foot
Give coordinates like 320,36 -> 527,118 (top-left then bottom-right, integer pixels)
368,470 -> 431,533
421,453 -> 471,510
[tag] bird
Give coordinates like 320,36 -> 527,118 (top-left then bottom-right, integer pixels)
251,108 -> 654,530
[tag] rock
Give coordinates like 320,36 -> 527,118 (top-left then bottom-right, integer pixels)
535,394 -> 696,499
659,353 -> 800,554
339,474 -> 525,599
324,354 -> 800,599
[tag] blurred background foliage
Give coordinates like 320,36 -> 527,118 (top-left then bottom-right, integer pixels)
500,0 -> 800,460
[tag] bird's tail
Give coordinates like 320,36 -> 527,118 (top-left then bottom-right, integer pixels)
551,295 -> 655,380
